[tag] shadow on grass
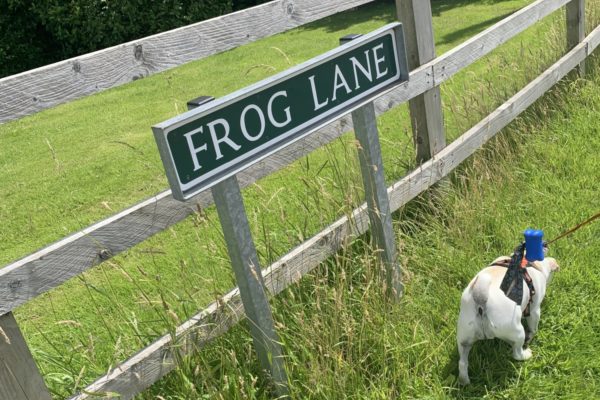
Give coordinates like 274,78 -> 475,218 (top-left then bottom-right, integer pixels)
296,0 -> 522,49
444,338 -> 522,398
295,2 -> 393,34
440,12 -> 514,44
431,0 -> 516,17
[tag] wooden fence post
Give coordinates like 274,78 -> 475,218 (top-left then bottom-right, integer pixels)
0,312 -> 52,400
396,0 -> 445,163
566,0 -> 585,75
187,98 -> 288,398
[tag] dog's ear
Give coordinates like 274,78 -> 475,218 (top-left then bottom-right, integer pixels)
546,257 -> 560,272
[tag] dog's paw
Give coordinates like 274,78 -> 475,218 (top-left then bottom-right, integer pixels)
513,347 -> 533,361
458,375 -> 471,386
522,348 -> 533,360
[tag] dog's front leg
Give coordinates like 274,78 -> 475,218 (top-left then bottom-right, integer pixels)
524,308 -> 541,348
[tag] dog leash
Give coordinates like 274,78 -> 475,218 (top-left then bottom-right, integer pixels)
546,210 -> 600,245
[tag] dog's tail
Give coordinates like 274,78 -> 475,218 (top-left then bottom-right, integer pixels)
470,272 -> 492,317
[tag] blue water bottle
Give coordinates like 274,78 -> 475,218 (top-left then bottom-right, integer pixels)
524,229 -> 544,261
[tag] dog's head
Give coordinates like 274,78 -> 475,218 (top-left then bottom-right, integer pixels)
532,257 -> 560,283
544,257 -> 560,273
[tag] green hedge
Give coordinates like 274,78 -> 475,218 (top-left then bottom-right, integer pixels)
0,0 -> 269,78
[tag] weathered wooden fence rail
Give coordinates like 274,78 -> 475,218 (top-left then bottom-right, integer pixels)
0,0 -> 372,124
72,24 -> 600,399
0,0 -> 576,316
1,0 -> 598,398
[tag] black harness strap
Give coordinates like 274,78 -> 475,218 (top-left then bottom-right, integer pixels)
492,243 -> 536,317
521,267 -> 536,317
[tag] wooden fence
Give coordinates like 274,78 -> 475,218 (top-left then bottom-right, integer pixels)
1,0 -> 599,398
0,0 -> 372,124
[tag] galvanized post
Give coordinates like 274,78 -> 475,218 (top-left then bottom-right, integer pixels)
187,97 -> 288,398
352,103 -> 403,300
340,35 -> 403,300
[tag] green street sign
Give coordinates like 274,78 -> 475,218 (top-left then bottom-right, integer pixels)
153,23 -> 408,201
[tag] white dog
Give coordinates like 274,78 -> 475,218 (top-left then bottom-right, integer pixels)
456,256 -> 560,385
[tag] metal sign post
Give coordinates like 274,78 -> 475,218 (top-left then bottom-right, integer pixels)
187,98 -> 288,397
153,23 -> 409,396
341,34 -> 403,300
351,102 -> 403,299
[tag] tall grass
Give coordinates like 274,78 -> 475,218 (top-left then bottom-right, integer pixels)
141,5 -> 600,400
152,61 -> 600,399
4,0 -> 599,398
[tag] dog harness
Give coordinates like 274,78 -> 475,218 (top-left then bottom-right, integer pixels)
491,242 -> 536,317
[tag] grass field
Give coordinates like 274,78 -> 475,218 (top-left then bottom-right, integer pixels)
1,0 -> 599,398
